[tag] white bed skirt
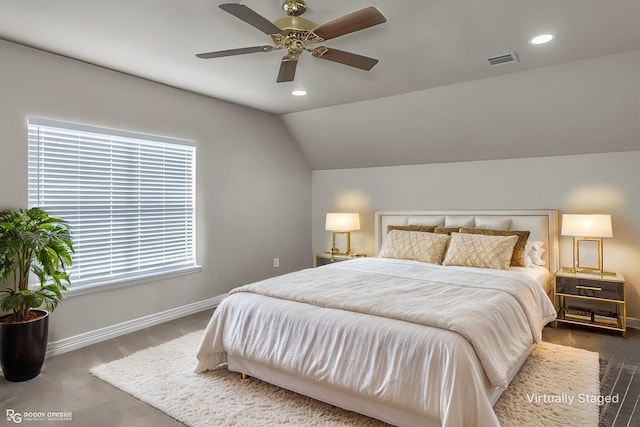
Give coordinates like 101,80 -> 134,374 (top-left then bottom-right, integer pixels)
227,343 -> 533,427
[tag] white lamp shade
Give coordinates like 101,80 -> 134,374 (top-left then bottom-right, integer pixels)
561,214 -> 613,238
325,213 -> 360,231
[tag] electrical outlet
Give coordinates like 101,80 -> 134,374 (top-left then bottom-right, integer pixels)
273,258 -> 280,268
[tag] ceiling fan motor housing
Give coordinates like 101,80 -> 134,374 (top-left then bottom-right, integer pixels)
283,0 -> 307,16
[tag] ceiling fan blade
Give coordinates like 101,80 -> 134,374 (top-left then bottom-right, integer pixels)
196,45 -> 273,59
311,47 -> 379,71
313,6 -> 386,41
276,55 -> 298,83
219,3 -> 283,35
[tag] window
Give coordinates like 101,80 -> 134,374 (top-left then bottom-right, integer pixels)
28,117 -> 197,294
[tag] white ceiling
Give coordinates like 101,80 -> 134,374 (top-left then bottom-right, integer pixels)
1,0 -> 640,168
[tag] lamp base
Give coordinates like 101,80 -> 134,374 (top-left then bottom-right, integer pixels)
330,231 -> 352,256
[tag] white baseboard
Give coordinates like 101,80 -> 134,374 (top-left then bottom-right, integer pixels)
46,294 -> 227,358
627,317 -> 640,330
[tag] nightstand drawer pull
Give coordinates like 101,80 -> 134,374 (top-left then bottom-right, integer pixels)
575,285 -> 602,291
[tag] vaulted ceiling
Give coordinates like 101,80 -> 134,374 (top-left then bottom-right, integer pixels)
1,0 -> 639,169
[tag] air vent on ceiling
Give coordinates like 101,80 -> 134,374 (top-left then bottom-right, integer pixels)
487,52 -> 519,66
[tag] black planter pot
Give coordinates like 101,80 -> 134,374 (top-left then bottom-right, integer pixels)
0,309 -> 49,382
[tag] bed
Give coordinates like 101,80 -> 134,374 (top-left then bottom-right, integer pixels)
195,210 -> 559,427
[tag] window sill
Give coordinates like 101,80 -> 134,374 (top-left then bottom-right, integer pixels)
63,265 -> 202,298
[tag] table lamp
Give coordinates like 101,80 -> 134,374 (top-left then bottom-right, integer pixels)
561,214 -> 613,275
325,213 -> 360,255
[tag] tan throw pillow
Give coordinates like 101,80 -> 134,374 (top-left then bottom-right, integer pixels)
442,232 -> 518,270
387,225 -> 436,233
434,227 -> 460,235
459,228 -> 530,267
378,230 -> 451,264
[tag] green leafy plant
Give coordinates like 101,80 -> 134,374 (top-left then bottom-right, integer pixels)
0,207 -> 73,323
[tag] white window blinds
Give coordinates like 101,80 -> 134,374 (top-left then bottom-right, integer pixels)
28,117 -> 197,290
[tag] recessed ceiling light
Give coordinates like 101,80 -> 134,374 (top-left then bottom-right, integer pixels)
291,89 -> 307,96
529,34 -> 555,45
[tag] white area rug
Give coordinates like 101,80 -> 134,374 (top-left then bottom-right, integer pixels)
90,331 -> 600,427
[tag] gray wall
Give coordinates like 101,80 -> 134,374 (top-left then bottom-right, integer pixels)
312,151 -> 640,318
0,40 -> 312,341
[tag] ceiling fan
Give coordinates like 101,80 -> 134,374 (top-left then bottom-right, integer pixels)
195,0 -> 387,83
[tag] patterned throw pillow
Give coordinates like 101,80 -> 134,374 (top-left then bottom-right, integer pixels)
378,230 -> 451,264
458,228 -> 530,267
442,232 -> 518,270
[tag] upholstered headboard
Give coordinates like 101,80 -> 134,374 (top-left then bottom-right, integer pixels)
374,209 -> 559,273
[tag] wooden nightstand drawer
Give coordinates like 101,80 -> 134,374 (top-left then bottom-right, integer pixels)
556,277 -> 623,301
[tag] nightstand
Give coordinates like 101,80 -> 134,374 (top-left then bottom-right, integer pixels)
314,253 -> 366,267
553,270 -> 626,337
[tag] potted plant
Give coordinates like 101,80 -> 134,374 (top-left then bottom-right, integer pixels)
0,207 -> 73,382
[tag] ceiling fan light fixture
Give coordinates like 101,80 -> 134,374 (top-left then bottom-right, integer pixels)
529,33 -> 555,45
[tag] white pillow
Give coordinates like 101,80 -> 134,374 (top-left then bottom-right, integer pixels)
442,232 -> 518,270
474,217 -> 512,230
378,230 -> 451,264
408,216 -> 445,227
444,215 -> 475,228
525,240 -> 546,266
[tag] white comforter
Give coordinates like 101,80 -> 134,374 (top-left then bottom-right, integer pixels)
196,257 -> 556,427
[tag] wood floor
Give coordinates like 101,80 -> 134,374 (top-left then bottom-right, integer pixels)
1,310 -> 639,427
544,325 -> 640,427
